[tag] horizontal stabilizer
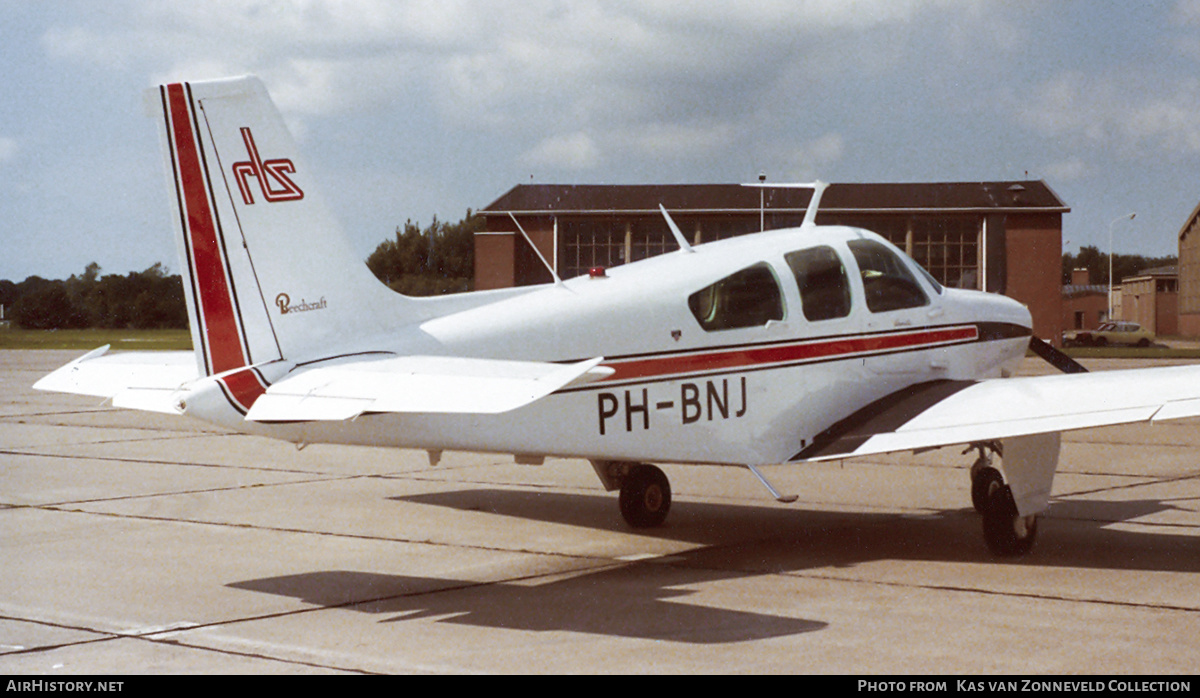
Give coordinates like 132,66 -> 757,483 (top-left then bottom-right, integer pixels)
245,354 -> 614,421
33,347 -> 199,414
795,364 -> 1200,462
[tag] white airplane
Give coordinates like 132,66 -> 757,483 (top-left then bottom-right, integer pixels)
35,76 -> 1200,557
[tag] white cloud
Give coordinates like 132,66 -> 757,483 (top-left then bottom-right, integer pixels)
29,0 -> 1050,189
633,0 -> 971,33
523,132 -> 602,170
1173,0 -> 1200,25
1043,157 -> 1090,182
751,132 -> 844,180
790,133 -> 844,173
1019,71 -> 1200,157
610,122 -> 739,160
1126,89 -> 1200,152
40,0 -> 1000,129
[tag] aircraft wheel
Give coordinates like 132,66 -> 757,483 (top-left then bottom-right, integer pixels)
970,465 -> 1004,514
619,464 -> 671,528
982,484 -> 1038,557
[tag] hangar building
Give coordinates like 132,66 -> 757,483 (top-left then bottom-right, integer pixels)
1177,201 -> 1200,336
476,181 -> 1069,344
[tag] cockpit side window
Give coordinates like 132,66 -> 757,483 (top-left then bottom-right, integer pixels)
847,239 -> 929,312
785,246 -> 852,321
688,262 -> 784,331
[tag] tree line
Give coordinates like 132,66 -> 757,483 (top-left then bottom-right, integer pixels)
1062,246 -> 1177,286
1,213 -> 480,329
0,263 -> 188,330
365,213 -> 480,296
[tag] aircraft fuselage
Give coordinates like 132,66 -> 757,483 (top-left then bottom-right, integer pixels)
197,224 -> 1032,468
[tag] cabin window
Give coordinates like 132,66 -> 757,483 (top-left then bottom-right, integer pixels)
847,239 -> 929,312
688,263 -> 784,331
785,246 -> 852,321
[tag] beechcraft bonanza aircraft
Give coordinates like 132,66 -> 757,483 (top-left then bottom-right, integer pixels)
36,76 -> 1200,556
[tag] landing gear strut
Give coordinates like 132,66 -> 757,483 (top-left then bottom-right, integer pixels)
618,463 -> 672,528
967,443 -> 1004,515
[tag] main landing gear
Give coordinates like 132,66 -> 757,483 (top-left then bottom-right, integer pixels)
595,452 -> 1041,555
592,460 -> 673,528
619,463 -> 672,528
967,443 -> 1038,557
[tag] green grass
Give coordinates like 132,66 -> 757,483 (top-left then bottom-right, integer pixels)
0,328 -> 192,351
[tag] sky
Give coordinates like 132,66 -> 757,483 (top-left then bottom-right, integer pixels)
3,0 -> 1200,282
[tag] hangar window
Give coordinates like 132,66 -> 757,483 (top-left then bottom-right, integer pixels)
822,215 -> 981,289
688,263 -> 784,331
848,239 -> 929,313
560,219 -> 627,278
559,217 -> 677,279
910,217 -> 978,289
785,246 -> 852,321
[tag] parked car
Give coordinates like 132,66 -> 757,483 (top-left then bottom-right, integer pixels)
1065,321 -> 1155,347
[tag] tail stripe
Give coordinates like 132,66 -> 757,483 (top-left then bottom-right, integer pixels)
217,367 -> 270,415
163,83 -> 250,376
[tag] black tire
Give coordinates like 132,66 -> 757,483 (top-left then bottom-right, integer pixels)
982,484 -> 1038,557
970,466 -> 1004,515
1094,336 -> 1107,347
1137,338 -> 1151,347
619,464 -> 671,528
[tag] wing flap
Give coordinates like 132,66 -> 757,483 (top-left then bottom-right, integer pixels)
245,355 -> 613,421
796,365 -> 1200,462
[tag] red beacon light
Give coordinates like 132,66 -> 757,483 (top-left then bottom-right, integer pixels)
588,266 -> 607,278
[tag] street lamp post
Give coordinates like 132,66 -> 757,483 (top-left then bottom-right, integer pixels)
1108,212 -> 1136,320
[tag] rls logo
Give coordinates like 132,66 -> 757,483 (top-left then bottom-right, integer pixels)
232,128 -> 304,205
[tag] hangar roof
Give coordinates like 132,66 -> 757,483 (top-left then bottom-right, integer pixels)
482,181 -> 1070,217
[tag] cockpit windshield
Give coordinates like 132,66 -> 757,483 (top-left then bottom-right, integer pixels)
847,239 -> 929,313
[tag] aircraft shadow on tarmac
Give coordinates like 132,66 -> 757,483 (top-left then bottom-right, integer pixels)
387,487 -> 1200,573
228,563 -> 826,643
228,488 -> 1195,642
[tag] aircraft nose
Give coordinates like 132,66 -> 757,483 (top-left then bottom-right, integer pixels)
994,292 -> 1033,332
956,287 -> 1032,335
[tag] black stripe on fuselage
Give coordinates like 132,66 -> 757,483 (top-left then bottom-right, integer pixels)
790,379 -> 977,461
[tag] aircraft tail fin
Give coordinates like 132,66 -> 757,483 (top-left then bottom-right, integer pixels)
152,76 -> 413,376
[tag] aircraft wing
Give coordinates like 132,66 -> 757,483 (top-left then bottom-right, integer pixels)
32,346 -> 199,414
245,354 -> 614,421
793,365 -> 1200,462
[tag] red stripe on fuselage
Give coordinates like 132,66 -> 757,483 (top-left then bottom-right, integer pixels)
165,83 -> 248,376
601,326 -> 978,383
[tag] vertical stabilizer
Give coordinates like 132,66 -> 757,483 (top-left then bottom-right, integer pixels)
153,77 -> 412,377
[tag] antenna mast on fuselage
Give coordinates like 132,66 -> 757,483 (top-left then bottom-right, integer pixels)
741,180 -> 829,231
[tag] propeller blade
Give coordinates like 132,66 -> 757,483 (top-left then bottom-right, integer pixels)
1029,336 -> 1088,374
